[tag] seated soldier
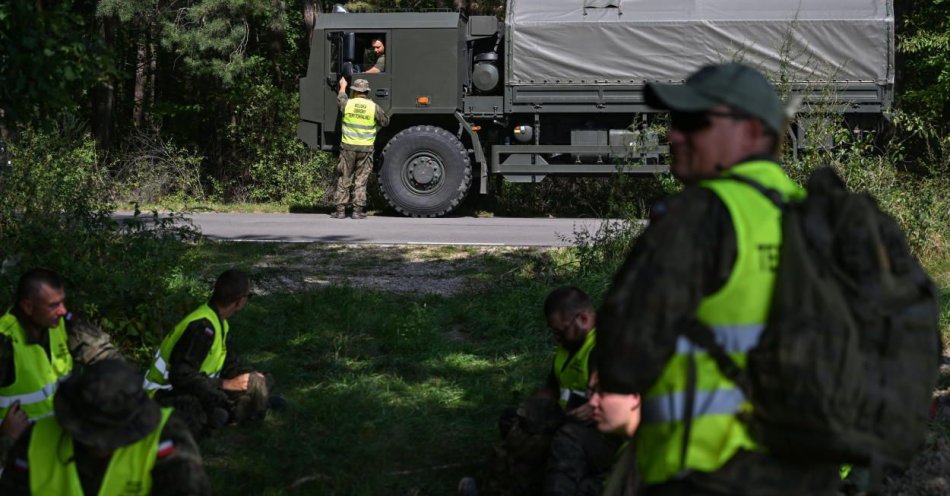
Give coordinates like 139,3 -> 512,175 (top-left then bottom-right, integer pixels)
588,369 -> 642,496
0,268 -> 123,468
143,269 -> 283,437
459,286 -> 621,496
0,359 -> 210,495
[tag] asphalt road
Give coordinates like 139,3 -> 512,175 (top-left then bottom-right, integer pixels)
117,212 -> 625,247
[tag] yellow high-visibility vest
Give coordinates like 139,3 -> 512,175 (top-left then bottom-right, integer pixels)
29,408 -> 173,495
0,309 -> 73,421
341,97 -> 378,146
636,160 -> 804,485
144,304 -> 228,392
552,329 -> 596,409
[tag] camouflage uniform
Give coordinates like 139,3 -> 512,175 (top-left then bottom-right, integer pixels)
0,311 -> 123,467
0,360 -> 211,495
153,317 -> 274,438
334,90 -> 390,209
0,409 -> 209,495
477,394 -> 620,496
544,422 -> 621,496
478,397 -> 564,496
596,156 -> 840,495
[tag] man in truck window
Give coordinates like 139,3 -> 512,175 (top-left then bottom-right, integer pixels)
595,63 -> 840,495
363,39 -> 385,73
332,77 -> 390,219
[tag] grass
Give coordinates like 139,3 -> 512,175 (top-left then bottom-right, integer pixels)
149,241 -> 561,495
179,231 -> 950,495
198,283 -> 557,494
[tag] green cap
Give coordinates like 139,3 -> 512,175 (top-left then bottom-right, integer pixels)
645,63 -> 786,134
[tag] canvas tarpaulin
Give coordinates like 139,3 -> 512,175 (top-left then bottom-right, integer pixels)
506,0 -> 893,86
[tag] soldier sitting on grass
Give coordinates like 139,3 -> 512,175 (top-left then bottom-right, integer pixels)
143,269 -> 285,438
458,286 -> 621,496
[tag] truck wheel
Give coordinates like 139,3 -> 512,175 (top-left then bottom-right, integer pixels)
379,125 -> 472,217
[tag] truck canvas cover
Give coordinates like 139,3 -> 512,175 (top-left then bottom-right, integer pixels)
506,0 -> 893,86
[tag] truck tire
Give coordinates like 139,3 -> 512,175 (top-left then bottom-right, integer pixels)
379,125 -> 472,217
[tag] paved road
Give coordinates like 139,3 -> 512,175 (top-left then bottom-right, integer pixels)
117,212 -> 624,247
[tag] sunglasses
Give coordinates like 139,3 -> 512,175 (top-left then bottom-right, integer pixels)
670,110 -> 750,133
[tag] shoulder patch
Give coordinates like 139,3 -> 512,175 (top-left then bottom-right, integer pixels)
14,457 -> 28,472
203,327 -> 214,337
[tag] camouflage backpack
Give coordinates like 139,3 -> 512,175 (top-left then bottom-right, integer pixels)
688,166 -> 941,475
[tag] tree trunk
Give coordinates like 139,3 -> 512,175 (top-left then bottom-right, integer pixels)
132,29 -> 148,128
270,0 -> 286,85
148,21 -> 158,127
91,17 -> 115,151
302,0 -> 319,49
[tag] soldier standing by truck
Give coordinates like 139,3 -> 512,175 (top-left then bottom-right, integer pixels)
332,77 -> 390,220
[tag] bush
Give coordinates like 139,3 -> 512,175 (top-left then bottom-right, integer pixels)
0,124 -> 204,360
112,129 -> 207,204
225,59 -> 335,206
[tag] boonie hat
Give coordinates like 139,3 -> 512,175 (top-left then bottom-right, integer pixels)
54,359 -> 161,450
645,63 -> 786,134
352,79 -> 371,93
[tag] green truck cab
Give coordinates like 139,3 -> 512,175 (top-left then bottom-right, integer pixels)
299,0 -> 894,217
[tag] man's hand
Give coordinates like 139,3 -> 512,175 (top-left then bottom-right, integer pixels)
566,402 -> 594,422
339,77 -> 348,94
222,373 -> 251,392
0,401 -> 29,441
221,372 -> 265,392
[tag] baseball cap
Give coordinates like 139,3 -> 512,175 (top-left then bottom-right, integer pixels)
645,63 -> 786,134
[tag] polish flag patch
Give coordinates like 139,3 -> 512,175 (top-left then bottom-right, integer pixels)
157,440 -> 176,458
14,458 -> 28,472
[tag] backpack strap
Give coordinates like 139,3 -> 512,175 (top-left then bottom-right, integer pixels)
720,173 -> 786,209
681,320 -> 752,397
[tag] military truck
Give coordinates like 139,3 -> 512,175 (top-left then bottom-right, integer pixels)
298,0 -> 894,217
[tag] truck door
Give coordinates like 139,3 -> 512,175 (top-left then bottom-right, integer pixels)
324,31 -> 392,141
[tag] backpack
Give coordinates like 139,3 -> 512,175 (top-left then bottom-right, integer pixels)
687,166 -> 942,473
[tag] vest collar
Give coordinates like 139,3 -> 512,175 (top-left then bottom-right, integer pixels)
9,307 -> 47,346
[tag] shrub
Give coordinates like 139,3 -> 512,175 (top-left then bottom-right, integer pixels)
0,124 -> 204,360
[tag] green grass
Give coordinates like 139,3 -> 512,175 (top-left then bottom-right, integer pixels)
183,236 -> 950,495
179,245 -> 562,495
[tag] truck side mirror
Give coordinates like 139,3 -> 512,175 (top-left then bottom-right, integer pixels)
341,32 -> 356,64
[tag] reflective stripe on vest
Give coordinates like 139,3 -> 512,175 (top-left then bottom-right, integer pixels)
29,407 -> 173,495
341,97 -> 377,146
144,304 -> 228,391
642,387 -> 746,423
673,324 -> 764,354
0,310 -> 73,421
553,329 -> 596,409
636,160 -> 804,485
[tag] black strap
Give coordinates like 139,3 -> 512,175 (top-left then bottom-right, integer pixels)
682,320 -> 752,397
721,174 -> 786,209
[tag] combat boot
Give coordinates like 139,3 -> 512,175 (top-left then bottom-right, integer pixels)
351,206 -> 367,219
330,205 -> 347,219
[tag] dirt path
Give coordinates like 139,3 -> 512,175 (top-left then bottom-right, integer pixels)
246,244 -> 552,297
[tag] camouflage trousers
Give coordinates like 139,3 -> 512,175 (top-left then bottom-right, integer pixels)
334,148 -> 374,208
155,373 -> 274,439
544,422 -> 622,496
479,398 -> 620,496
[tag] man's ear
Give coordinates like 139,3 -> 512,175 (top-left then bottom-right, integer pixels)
19,298 -> 33,316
